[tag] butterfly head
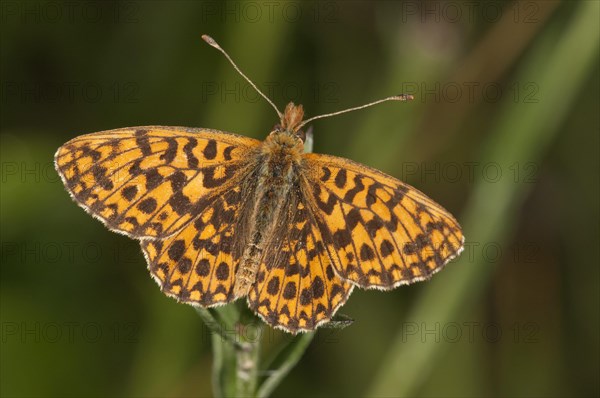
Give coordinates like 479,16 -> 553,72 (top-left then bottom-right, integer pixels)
265,102 -> 307,153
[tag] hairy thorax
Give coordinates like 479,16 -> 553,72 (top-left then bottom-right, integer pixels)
232,131 -> 305,298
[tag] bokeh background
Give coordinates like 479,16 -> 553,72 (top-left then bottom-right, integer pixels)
1,1 -> 598,397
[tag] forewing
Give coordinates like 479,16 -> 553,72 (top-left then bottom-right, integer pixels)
141,182 -> 254,306
247,187 -> 354,333
55,126 -> 260,238
303,153 -> 464,289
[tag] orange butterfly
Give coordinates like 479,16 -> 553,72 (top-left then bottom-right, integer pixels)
55,35 -> 464,333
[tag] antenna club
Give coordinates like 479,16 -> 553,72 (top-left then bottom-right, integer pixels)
394,94 -> 414,101
202,34 -> 219,48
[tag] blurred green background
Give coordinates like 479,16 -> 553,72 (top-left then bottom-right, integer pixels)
1,1 -> 598,397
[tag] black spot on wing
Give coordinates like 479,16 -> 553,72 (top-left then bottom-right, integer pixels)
129,159 -> 143,176
311,276 -> 325,299
196,259 -> 210,276
366,218 -> 384,237
203,140 -> 217,160
283,282 -> 297,299
380,239 -> 395,257
202,164 -> 238,188
135,130 -> 151,156
216,262 -> 230,281
366,184 -> 379,206
321,167 -> 331,182
169,171 -> 187,191
333,229 -> 352,247
160,137 -> 178,164
145,169 -> 164,190
183,138 -> 199,168
346,208 -> 361,229
138,197 -> 157,214
343,175 -> 365,202
223,146 -> 235,161
313,184 -> 336,215
80,145 -> 101,162
267,276 -> 280,295
169,192 -> 191,216
300,288 -> 312,305
121,185 -> 138,201
168,240 -> 185,261
178,258 -> 192,273
91,165 -> 113,190
334,169 -> 347,188
359,244 -> 375,261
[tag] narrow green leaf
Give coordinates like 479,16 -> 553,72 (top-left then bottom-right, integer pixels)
257,332 -> 315,398
366,2 -> 600,396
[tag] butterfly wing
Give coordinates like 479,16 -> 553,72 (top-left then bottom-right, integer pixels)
301,153 -> 464,289
247,185 -> 354,333
55,126 -> 260,239
140,178 -> 257,306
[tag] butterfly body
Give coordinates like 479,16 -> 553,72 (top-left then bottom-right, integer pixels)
233,126 -> 305,297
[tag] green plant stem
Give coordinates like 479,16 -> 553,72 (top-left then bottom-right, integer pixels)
205,302 -> 256,397
197,306 -> 240,398
234,305 -> 263,397
211,329 -> 236,398
235,327 -> 261,397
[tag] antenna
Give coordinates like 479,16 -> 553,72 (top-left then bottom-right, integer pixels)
202,34 -> 283,119
296,94 -> 414,131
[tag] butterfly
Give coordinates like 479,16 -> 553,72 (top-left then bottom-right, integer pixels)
54,35 -> 464,333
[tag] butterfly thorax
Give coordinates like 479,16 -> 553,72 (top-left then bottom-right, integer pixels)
232,129 -> 305,298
